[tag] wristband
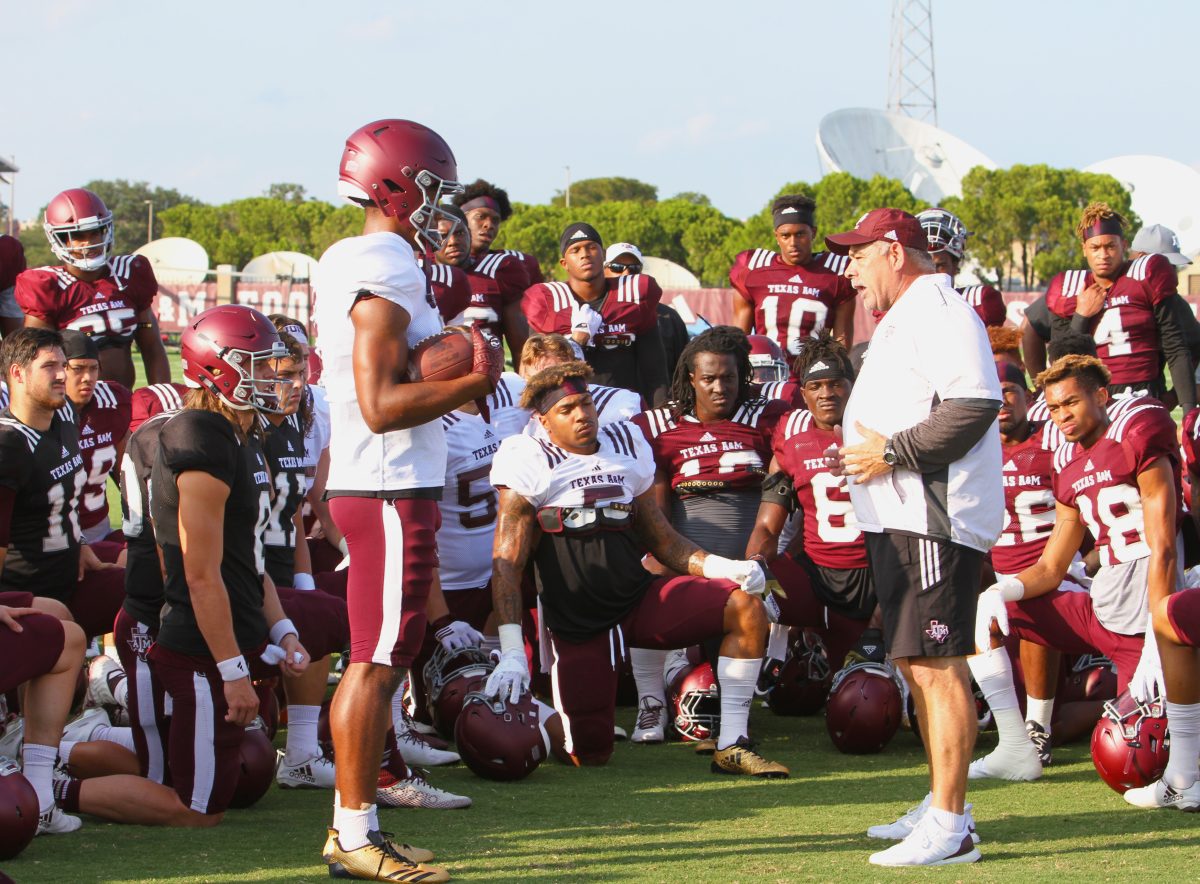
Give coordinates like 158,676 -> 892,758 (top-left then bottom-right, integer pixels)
269,618 -> 298,645
498,622 -> 524,656
701,554 -> 736,580
430,614 -> 453,633
217,655 -> 249,682
292,573 -> 316,591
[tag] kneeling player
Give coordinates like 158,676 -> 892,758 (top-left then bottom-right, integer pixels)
485,362 -> 787,776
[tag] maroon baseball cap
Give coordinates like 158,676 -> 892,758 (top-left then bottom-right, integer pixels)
824,208 -> 929,255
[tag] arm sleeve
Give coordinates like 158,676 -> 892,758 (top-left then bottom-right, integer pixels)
129,256 -> 159,312
13,272 -> 55,322
1154,296 -> 1196,412
891,398 -> 1001,473
633,322 -> 670,408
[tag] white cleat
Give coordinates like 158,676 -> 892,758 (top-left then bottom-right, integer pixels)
61,707 -> 110,744
867,794 -> 980,844
86,655 -> 125,709
395,722 -> 460,767
376,770 -> 471,809
869,814 -> 980,867
631,698 -> 666,744
1123,778 -> 1200,812
275,750 -> 336,789
968,743 -> 1042,781
37,806 -> 82,835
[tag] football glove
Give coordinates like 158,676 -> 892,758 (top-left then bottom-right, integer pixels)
483,650 -> 530,704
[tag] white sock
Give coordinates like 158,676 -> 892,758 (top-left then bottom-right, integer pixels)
285,705 -> 321,764
929,806 -> 965,833
333,801 -> 373,851
57,740 -> 77,765
1164,701 -> 1200,790
716,657 -> 759,751
92,724 -> 137,754
1026,697 -> 1055,730
22,743 -> 57,813
630,648 -> 668,707
390,687 -> 407,730
967,651 -> 1029,752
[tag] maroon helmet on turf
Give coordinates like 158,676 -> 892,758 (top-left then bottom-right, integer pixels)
1059,654 -> 1118,706
423,645 -> 495,739
181,305 -> 287,413
43,188 -> 114,272
0,758 -> 38,861
825,662 -> 903,754
768,629 -> 832,716
455,690 -> 547,781
1090,690 -> 1170,794
671,662 -> 720,742
229,719 -> 276,808
747,334 -> 789,384
253,680 -> 280,740
338,119 -> 463,250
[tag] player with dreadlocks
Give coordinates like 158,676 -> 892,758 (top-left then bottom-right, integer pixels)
1046,202 -> 1196,411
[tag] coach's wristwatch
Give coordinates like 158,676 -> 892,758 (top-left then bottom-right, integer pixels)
882,438 -> 898,468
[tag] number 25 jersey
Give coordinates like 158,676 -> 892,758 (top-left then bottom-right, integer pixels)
16,256 -> 157,347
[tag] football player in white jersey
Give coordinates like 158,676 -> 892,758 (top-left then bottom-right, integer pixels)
313,120 -> 502,883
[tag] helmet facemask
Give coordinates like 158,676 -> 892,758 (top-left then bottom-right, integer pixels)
405,167 -> 465,251
45,215 -> 114,272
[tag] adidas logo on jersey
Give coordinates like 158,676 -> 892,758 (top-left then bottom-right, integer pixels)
61,446 -> 69,457
592,463 -> 603,472
287,441 -> 294,452
1003,459 -> 1016,472
82,425 -> 94,435
788,274 -> 803,283
1084,459 -> 1095,471
699,432 -> 716,442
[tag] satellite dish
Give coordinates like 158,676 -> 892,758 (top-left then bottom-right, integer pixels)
242,251 -> 318,281
134,237 -> 209,284
640,256 -> 701,290
816,108 -> 997,204
1083,155 -> 1200,256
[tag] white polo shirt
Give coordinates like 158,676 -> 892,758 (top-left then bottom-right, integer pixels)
313,232 -> 446,494
842,272 -> 1003,552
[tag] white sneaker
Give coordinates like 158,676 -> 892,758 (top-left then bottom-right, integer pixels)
867,794 -> 980,844
0,716 -> 24,761
37,806 -> 82,835
376,770 -> 471,809
61,707 -> 109,744
869,814 -> 980,867
968,742 -> 1042,781
406,718 -> 440,737
396,723 -> 460,767
275,750 -> 336,789
631,698 -> 666,744
86,656 -> 126,709
663,649 -> 690,687
613,725 -> 628,741
1124,778 -> 1200,812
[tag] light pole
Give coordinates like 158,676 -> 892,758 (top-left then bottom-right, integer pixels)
564,166 -> 571,209
144,199 -> 154,244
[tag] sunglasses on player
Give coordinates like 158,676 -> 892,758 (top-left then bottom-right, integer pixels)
606,261 -> 642,273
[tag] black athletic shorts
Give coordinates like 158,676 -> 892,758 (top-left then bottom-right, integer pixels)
793,552 -> 876,620
864,532 -> 981,658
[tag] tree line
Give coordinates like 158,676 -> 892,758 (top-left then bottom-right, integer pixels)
16,168 -> 1137,291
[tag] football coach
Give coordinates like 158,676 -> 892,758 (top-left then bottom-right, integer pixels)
825,209 -> 1003,868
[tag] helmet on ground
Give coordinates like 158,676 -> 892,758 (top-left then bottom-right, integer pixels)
825,661 -> 903,754
1090,690 -> 1170,794
0,758 -> 37,860
768,629 -> 832,715
229,719 -> 276,808
671,662 -> 720,742
455,691 -> 547,781
423,645 -> 495,739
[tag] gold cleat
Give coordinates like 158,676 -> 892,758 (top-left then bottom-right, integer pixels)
323,828 -> 447,882
692,738 -> 717,755
710,737 -> 790,779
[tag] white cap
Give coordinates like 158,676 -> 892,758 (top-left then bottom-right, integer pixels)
605,242 -> 643,263
1131,223 -> 1192,267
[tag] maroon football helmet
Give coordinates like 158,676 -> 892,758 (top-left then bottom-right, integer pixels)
1059,654 -> 1118,706
747,334 -> 789,384
825,662 -> 903,754
1091,690 -> 1170,794
671,662 -> 720,742
0,758 -> 38,861
768,629 -> 832,716
455,690 -> 547,781
229,719 -> 276,808
181,305 -> 287,413
338,119 -> 463,250
43,188 -> 114,271
423,645 -> 495,739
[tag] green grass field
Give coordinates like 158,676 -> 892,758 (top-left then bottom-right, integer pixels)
6,711 -> 1199,883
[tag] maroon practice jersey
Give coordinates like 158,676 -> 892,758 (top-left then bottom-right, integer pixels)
631,398 -> 787,496
1045,255 -> 1178,386
1052,399 -> 1180,567
0,234 -> 26,291
15,256 -> 157,348
61,382 -> 132,532
496,249 -> 543,286
958,284 -> 1006,327
523,275 -> 662,348
1182,407 -> 1200,481
424,261 -> 472,325
729,248 -> 854,367
773,409 -> 866,569
992,421 -> 1064,575
466,250 -> 529,308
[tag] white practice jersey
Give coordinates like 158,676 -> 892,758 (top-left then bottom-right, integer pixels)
302,384 -> 331,494
313,233 -> 446,492
486,373 -> 531,441
437,410 -> 501,590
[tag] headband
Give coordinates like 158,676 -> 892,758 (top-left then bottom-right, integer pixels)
534,376 -> 589,414
773,205 -> 816,230
1081,216 -> 1124,240
996,361 -> 1029,390
280,323 -> 309,346
802,358 -> 848,384
461,196 -> 500,214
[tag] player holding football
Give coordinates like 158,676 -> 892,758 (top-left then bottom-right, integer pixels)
16,188 -> 171,390
729,194 -> 856,371
313,119 -> 500,882
916,209 -> 1006,328
969,356 -> 1177,783
485,360 -> 788,777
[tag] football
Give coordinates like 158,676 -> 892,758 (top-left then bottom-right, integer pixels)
410,331 -> 473,383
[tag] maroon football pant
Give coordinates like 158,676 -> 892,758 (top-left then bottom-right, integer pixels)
62,566 -> 125,640
768,554 -> 871,668
112,609 -> 170,785
0,591 -> 66,693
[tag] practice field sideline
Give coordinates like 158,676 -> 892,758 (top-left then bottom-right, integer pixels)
6,713 -> 1196,883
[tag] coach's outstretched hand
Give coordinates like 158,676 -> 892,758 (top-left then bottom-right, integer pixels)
484,650 -> 530,704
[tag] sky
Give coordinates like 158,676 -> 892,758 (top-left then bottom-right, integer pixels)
5,0 -> 1199,223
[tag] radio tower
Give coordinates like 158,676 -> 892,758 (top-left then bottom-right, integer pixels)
888,0 -> 938,125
